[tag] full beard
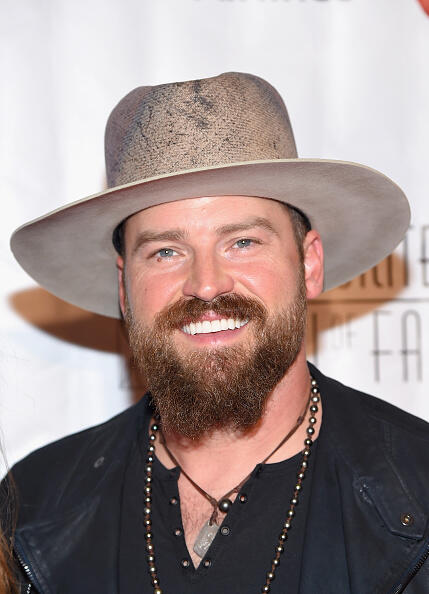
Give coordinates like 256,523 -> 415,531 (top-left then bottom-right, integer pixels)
125,275 -> 306,440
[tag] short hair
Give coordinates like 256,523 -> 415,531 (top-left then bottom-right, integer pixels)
286,204 -> 312,261
112,202 -> 311,258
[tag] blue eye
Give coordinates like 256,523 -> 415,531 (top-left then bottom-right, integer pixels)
235,239 -> 253,248
157,248 -> 177,258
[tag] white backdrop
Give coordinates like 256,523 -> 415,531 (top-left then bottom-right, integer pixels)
1,0 -> 428,467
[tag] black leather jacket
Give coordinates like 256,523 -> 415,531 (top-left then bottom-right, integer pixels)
7,366 -> 429,593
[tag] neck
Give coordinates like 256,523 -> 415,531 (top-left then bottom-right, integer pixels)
155,348 -> 321,495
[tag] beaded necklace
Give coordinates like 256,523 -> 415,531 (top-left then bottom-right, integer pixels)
142,377 -> 320,594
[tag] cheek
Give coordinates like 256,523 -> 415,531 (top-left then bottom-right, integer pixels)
126,267 -> 182,319
236,258 -> 300,302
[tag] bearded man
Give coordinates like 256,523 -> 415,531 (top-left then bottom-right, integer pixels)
5,73 -> 429,593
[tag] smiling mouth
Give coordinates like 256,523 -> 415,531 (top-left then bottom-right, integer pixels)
181,318 -> 249,335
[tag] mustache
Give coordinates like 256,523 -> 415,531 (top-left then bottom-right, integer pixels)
153,294 -> 268,330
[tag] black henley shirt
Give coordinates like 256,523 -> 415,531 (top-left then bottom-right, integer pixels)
119,401 -> 318,594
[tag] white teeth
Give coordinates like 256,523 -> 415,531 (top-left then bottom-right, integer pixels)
181,318 -> 249,335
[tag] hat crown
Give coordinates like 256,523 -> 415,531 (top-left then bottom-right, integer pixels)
104,72 -> 298,187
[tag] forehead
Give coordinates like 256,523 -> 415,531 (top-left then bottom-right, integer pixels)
125,195 -> 291,235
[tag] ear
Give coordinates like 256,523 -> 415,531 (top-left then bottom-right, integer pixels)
117,255 -> 126,317
302,230 -> 324,300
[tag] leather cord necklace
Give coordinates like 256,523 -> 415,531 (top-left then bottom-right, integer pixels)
160,400 -> 308,527
143,377 -> 320,594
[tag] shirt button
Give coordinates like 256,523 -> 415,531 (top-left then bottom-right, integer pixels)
181,559 -> 190,568
174,528 -> 183,536
169,496 -> 179,505
220,526 -> 230,536
239,493 -> 248,503
203,559 -> 212,568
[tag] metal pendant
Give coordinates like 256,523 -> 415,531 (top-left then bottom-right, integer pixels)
193,520 -> 219,558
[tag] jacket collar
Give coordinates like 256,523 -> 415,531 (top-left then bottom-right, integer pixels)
14,400 -> 148,594
300,365 -> 428,594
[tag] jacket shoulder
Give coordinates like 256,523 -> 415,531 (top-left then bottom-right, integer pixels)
314,366 -> 429,440
8,397 -> 150,516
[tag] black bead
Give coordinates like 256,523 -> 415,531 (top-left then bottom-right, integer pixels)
218,498 -> 232,513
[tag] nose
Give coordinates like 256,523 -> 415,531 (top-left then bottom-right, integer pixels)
182,252 -> 234,302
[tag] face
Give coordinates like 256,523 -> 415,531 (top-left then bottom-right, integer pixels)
118,195 -> 323,438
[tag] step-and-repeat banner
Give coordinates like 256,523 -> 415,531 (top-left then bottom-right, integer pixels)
1,0 -> 428,466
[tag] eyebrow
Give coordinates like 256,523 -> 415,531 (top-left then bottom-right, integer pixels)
130,216 -> 279,255
131,229 -> 188,255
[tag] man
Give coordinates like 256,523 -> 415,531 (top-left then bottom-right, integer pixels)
7,73 -> 429,593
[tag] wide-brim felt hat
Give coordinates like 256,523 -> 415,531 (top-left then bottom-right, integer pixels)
11,72 -> 410,318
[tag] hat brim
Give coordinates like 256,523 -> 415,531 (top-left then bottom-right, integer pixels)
11,159 -> 410,318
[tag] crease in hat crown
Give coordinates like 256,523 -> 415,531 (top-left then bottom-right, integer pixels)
105,72 -> 298,187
